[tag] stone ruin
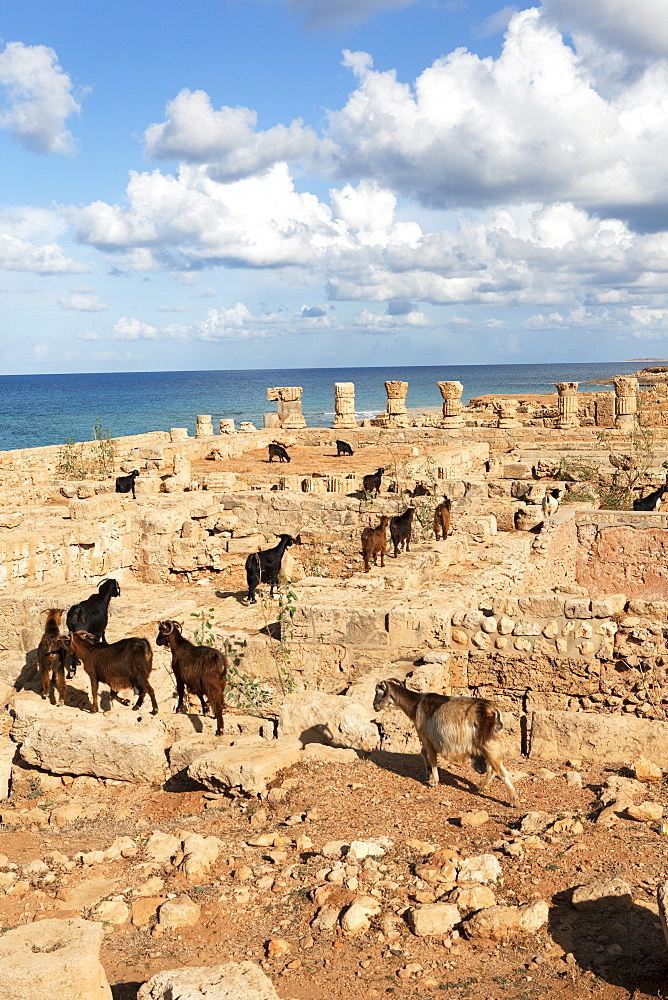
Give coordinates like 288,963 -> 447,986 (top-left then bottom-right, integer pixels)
265,386 -> 306,429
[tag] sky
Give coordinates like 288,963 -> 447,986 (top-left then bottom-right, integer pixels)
1,0 -> 667,375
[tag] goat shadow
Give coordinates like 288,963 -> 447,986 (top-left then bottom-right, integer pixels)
111,983 -> 141,1000
369,749 -> 481,795
548,885 -> 668,995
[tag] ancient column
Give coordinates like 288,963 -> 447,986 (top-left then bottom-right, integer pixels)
614,376 -> 638,430
219,418 -> 236,434
266,386 -> 306,429
437,381 -> 464,428
384,380 -> 409,428
495,400 -> 520,428
195,415 -> 214,437
333,382 -> 356,429
555,382 -> 580,429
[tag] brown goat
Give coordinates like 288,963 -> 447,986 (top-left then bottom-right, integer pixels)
433,496 -> 452,540
373,678 -> 518,806
361,515 -> 389,572
156,620 -> 228,736
37,609 -> 67,705
69,630 -> 157,715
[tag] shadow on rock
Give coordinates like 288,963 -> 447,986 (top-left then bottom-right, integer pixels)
549,884 -> 668,995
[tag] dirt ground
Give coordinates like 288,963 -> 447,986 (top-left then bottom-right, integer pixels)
1,747 -> 667,999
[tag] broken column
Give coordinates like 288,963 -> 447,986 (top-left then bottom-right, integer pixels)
614,376 -> 638,430
266,387 -> 306,429
495,399 -> 520,428
555,382 -> 580,429
333,382 -> 356,429
219,418 -> 235,434
195,415 -> 214,437
437,381 -> 464,428
384,380 -> 409,428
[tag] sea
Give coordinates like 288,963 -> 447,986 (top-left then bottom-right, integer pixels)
0,362 -> 643,451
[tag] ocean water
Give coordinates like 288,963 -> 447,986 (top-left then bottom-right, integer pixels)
0,362 -> 642,451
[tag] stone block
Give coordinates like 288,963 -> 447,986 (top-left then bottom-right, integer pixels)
15,702 -> 169,783
137,961 -> 281,1000
278,692 -> 379,751
590,594 -> 627,618
530,710 -> 668,763
518,594 -> 566,618
188,737 -> 303,795
0,917 -> 112,1000
571,877 -> 634,912
564,598 -> 592,618
407,903 -> 460,937
226,533 -> 266,553
68,496 -> 119,521
502,463 -> 533,480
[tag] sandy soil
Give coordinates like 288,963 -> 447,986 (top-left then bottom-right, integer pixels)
1,748 -> 666,999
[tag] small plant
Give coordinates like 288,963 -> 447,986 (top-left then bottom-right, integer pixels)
56,438 -> 88,479
27,777 -> 43,799
92,418 -> 115,476
275,581 -> 298,694
190,608 -> 273,714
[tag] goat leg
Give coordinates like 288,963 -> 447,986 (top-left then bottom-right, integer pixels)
479,749 -> 519,807
420,738 -> 440,787
89,674 -> 99,713
198,694 -> 209,715
175,679 -> 187,713
110,689 -> 131,707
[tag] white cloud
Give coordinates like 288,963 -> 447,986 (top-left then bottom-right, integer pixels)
0,42 -> 85,154
59,293 -> 108,311
144,89 -> 329,181
329,8 -> 668,225
89,350 -> 141,361
543,0 -> 668,61
32,342 -> 50,358
112,317 -> 161,341
352,304 -> 431,331
0,233 -> 90,273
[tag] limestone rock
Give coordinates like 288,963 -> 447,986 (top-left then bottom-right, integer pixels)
530,710 -> 668,763
458,810 -> 490,828
278,692 -> 379,751
145,830 -> 181,865
407,903 -> 460,937
463,900 -> 548,941
94,900 -> 129,925
340,895 -> 382,934
158,894 -> 201,928
15,703 -> 169,784
457,854 -> 502,884
571,877 -> 634,912
0,917 -> 112,999
188,737 -> 303,795
137,960 -> 281,1000
633,757 -> 663,782
446,884 -> 496,916
626,801 -> 663,823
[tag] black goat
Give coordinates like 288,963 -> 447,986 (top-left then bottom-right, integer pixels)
115,470 -> 139,499
245,533 -> 296,603
156,620 -> 228,735
66,578 -> 121,673
69,630 -> 158,714
336,440 -> 354,457
633,484 -> 668,511
37,609 -> 67,705
362,467 -> 385,498
390,507 -> 415,558
410,483 -> 433,497
268,443 -> 290,463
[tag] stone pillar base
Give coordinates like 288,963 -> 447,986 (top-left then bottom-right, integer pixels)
441,415 -> 464,429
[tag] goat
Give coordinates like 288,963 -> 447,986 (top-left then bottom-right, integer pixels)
156,620 -> 228,736
69,630 -> 158,715
66,578 -> 121,673
541,487 -> 562,519
633,484 -> 668,511
361,515 -> 389,572
245,533 -> 296,603
336,440 -> 354,457
115,470 -> 139,499
410,483 -> 433,497
390,507 -> 415,558
362,467 -> 385,498
268,443 -> 290,463
37,609 -> 67,705
433,496 -> 452,540
373,678 -> 518,807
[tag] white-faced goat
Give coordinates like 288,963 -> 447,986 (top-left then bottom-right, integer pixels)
362,467 -> 385,498
390,507 -> 414,557
37,609 -> 68,705
373,679 -> 518,807
156,620 -> 228,735
245,533 -> 296,603
361,515 -> 389,572
66,578 -> 121,673
115,470 -> 139,499
69,630 -> 158,715
433,496 -> 452,540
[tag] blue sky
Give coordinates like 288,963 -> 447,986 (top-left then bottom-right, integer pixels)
1,0 -> 667,375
